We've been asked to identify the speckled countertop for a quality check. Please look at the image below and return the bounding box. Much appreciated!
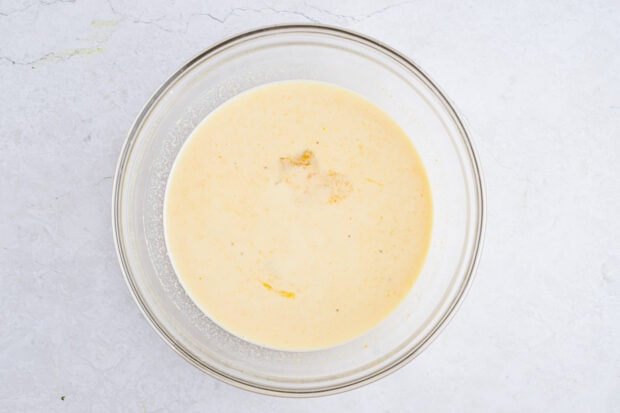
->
[1,1,619,411]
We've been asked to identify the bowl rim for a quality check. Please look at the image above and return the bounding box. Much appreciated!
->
[112,23,485,397]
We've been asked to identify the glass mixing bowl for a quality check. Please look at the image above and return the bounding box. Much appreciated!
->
[112,24,484,396]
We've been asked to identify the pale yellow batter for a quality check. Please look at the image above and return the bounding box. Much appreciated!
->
[164,81,432,350]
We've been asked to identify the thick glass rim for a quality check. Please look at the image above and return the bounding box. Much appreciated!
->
[112,24,485,397]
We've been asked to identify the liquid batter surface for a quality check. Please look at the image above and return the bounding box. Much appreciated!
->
[164,81,432,350]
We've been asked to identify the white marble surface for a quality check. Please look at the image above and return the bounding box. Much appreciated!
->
[1,0,619,411]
